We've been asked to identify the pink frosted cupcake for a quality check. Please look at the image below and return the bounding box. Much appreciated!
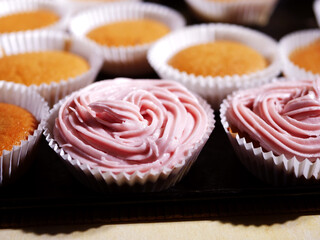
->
[44,78,214,192]
[221,78,320,185]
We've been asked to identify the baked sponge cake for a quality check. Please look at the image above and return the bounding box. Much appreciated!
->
[289,39,320,75]
[86,19,170,47]
[0,10,59,33]
[0,51,90,86]
[0,103,38,155]
[168,40,268,77]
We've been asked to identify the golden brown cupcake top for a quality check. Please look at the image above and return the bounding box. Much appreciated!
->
[0,103,38,155]
[0,51,90,86]
[0,10,59,34]
[289,39,320,74]
[168,40,267,77]
[86,19,170,47]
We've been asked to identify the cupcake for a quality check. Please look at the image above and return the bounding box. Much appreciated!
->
[148,23,281,109]
[0,81,49,186]
[0,30,103,106]
[220,78,320,185]
[0,103,38,156]
[0,0,71,33]
[44,78,214,192]
[68,2,185,76]
[185,0,279,26]
[280,29,320,81]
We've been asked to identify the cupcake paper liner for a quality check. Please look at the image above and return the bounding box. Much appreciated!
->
[0,81,49,186]
[185,0,279,26]
[0,0,71,33]
[220,85,320,186]
[314,0,320,27]
[68,2,186,76]
[43,80,215,192]
[148,23,281,110]
[279,29,320,81]
[58,0,142,14]
[0,30,103,106]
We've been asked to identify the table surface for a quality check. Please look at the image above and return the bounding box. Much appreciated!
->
[1,216,320,240]
[2,0,320,237]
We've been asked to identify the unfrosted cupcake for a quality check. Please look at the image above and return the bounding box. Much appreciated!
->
[68,2,185,76]
[280,29,320,81]
[0,81,49,186]
[148,23,281,109]
[0,0,70,33]
[185,0,279,26]
[0,103,38,156]
[220,78,320,185]
[0,30,103,106]
[44,78,214,192]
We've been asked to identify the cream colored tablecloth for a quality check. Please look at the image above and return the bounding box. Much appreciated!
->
[1,215,320,240]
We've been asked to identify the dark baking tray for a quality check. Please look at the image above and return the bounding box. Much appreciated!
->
[1,0,320,228]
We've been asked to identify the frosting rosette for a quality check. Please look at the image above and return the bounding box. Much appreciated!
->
[47,78,214,191]
[226,79,320,162]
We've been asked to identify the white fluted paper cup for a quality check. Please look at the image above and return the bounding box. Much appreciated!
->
[0,30,103,106]
[220,79,320,185]
[279,29,320,81]
[58,0,142,14]
[185,0,279,26]
[43,78,215,192]
[148,23,281,110]
[0,0,71,33]
[314,0,320,27]
[68,2,185,76]
[0,81,49,186]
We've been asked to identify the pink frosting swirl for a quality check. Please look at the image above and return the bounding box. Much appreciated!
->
[54,79,209,173]
[226,79,320,162]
